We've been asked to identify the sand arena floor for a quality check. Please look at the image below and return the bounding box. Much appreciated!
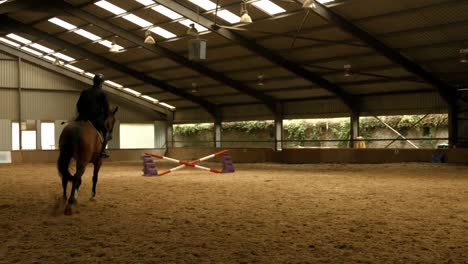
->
[0,162,467,263]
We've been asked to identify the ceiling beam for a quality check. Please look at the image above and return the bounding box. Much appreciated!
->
[0,0,55,15]
[53,1,279,114]
[0,42,168,117]
[0,15,219,117]
[309,1,458,104]
[153,0,355,111]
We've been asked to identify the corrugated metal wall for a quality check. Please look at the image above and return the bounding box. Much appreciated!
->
[0,60,18,88]
[0,120,12,150]
[284,99,350,119]
[22,90,80,120]
[0,51,15,60]
[154,121,166,148]
[0,89,19,119]
[360,92,447,116]
[108,120,120,149]
[21,61,83,91]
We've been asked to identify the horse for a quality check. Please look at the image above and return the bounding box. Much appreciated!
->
[57,107,118,215]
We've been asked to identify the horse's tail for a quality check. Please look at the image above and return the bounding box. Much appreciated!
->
[57,125,79,182]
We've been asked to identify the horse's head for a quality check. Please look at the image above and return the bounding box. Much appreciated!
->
[105,107,119,140]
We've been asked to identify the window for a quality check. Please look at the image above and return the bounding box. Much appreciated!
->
[22,131,36,150]
[41,122,55,150]
[120,123,155,149]
[12,122,37,150]
[12,122,19,150]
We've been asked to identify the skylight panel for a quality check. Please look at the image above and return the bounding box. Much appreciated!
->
[0,0,8,4]
[21,47,43,56]
[48,17,77,30]
[217,9,240,24]
[159,102,176,109]
[74,29,101,41]
[178,19,208,32]
[6,33,31,44]
[43,55,56,62]
[252,0,285,15]
[84,72,95,78]
[64,64,85,73]
[152,5,182,19]
[104,80,123,88]
[135,0,155,6]
[98,39,124,50]
[318,0,334,3]
[141,95,159,103]
[123,88,141,96]
[150,27,176,39]
[30,43,54,53]
[123,14,153,27]
[94,0,126,15]
[0,37,21,47]
[187,0,216,11]
[53,52,75,62]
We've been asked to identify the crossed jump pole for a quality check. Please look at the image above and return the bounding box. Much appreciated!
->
[144,150,229,176]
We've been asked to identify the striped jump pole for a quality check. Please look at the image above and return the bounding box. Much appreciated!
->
[144,150,229,176]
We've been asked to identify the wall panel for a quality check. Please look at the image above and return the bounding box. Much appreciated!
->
[0,89,19,119]
[0,60,18,88]
[21,61,83,91]
[0,119,12,151]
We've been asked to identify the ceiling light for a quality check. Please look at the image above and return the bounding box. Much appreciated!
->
[187,23,199,37]
[123,14,153,28]
[179,20,208,32]
[94,0,126,15]
[53,58,63,66]
[43,55,56,62]
[123,88,142,96]
[74,29,101,41]
[48,17,77,30]
[257,74,265,86]
[104,80,123,88]
[84,72,95,78]
[144,30,156,44]
[152,5,183,19]
[302,0,316,8]
[344,64,353,77]
[141,95,159,103]
[135,0,155,6]
[460,49,468,63]
[53,52,75,62]
[20,46,43,56]
[0,37,21,47]
[6,33,31,44]
[252,0,285,15]
[217,9,240,24]
[109,38,122,53]
[30,43,54,53]
[240,1,252,24]
[158,102,176,109]
[150,27,176,39]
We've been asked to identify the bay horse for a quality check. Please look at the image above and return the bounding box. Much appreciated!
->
[57,107,118,215]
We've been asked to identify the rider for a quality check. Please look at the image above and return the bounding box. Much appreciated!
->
[76,73,111,158]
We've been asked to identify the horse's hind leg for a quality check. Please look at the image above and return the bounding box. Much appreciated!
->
[65,164,85,215]
[91,159,102,199]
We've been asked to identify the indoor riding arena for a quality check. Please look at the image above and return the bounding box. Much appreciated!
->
[0,0,467,263]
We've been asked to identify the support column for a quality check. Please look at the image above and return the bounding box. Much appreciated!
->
[274,103,283,151]
[214,117,222,148]
[448,103,458,148]
[212,107,222,148]
[17,57,22,150]
[166,111,174,148]
[349,111,359,148]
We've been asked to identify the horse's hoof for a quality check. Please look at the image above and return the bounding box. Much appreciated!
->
[64,205,72,215]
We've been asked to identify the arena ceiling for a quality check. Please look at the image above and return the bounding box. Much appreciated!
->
[0,0,467,119]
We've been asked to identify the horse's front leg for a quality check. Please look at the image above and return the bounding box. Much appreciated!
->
[91,159,102,199]
[65,165,85,215]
